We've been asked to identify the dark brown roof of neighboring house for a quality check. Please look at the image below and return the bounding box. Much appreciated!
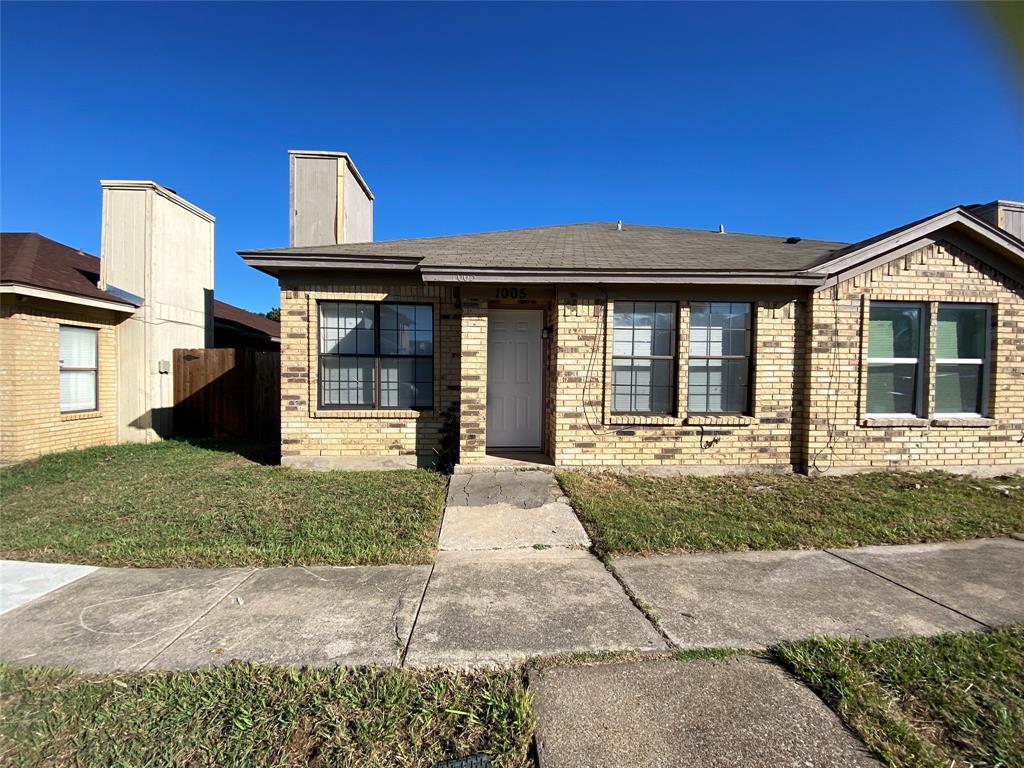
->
[241,222,848,273]
[0,232,136,305]
[212,299,280,339]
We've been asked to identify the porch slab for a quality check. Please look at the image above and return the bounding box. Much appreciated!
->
[531,657,881,768]
[830,538,1024,627]
[404,549,666,667]
[147,565,431,669]
[613,549,981,649]
[0,560,97,615]
[0,567,252,672]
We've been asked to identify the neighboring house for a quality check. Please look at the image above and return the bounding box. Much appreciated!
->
[213,300,280,349]
[242,151,1024,476]
[0,182,279,463]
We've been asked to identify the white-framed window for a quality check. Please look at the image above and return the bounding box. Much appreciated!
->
[935,304,990,417]
[59,325,98,413]
[687,302,753,415]
[866,303,925,417]
[611,301,677,415]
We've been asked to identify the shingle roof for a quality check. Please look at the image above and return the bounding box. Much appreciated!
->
[212,299,280,339]
[0,232,135,305]
[241,223,848,273]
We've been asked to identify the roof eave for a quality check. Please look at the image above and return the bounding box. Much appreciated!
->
[0,283,138,313]
[807,207,1024,290]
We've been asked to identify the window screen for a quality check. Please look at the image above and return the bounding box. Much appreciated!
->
[319,302,433,409]
[611,301,677,415]
[687,302,752,414]
[59,326,98,412]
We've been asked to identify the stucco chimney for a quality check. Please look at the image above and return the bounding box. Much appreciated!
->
[289,150,374,247]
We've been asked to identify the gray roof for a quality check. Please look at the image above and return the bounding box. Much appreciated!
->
[241,223,847,273]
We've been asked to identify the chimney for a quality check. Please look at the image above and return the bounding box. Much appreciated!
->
[99,180,215,442]
[972,199,1024,241]
[289,150,374,247]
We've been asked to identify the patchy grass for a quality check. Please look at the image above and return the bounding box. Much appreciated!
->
[0,662,535,768]
[0,440,447,568]
[774,626,1024,768]
[557,470,1024,555]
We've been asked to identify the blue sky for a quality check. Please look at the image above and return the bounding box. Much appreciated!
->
[2,2,1021,313]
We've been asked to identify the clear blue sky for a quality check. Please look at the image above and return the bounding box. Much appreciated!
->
[2,2,1021,313]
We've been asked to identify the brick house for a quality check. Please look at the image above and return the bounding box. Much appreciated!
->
[1,183,279,464]
[242,152,1024,476]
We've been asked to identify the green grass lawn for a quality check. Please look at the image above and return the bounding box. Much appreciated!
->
[557,470,1024,555]
[0,662,534,768]
[0,440,447,568]
[775,626,1024,768]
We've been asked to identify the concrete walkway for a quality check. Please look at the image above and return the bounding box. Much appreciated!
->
[612,538,1023,649]
[409,470,664,666]
[531,657,882,768]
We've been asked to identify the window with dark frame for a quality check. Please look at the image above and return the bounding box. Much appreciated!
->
[687,302,753,415]
[59,325,98,413]
[611,301,677,415]
[935,304,990,417]
[318,301,433,410]
[866,302,925,417]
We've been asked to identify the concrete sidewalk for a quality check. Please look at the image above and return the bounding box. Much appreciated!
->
[613,538,1023,649]
[1,525,1021,670]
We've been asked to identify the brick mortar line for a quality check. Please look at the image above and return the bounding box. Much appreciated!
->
[823,549,991,630]
[139,569,258,671]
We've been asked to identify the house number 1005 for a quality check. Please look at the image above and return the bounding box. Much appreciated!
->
[495,286,527,299]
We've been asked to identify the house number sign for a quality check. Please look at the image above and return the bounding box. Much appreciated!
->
[494,286,528,299]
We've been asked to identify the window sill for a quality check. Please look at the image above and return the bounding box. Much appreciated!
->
[860,417,930,428]
[608,414,679,426]
[61,410,102,422]
[685,414,755,427]
[930,417,995,428]
[314,409,433,420]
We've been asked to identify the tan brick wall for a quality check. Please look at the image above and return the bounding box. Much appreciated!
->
[806,239,1024,473]
[277,274,459,469]
[276,237,1023,474]
[550,287,805,470]
[0,297,120,463]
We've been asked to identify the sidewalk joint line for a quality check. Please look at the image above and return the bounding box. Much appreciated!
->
[400,561,436,667]
[139,569,258,671]
[823,549,991,630]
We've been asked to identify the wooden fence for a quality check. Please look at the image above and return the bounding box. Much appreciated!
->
[173,348,280,440]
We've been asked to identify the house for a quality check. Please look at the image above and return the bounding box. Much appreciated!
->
[241,151,1024,476]
[0,182,279,463]
[212,301,281,349]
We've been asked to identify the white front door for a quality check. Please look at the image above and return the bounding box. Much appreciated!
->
[487,309,543,449]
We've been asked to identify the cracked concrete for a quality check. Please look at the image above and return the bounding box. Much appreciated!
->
[613,548,986,649]
[404,548,666,667]
[440,470,590,551]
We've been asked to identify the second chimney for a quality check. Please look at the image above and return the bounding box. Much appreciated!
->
[289,150,374,247]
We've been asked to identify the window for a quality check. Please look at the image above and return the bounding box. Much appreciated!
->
[935,304,990,417]
[866,303,925,416]
[319,301,433,410]
[687,302,752,414]
[59,326,98,412]
[611,301,677,414]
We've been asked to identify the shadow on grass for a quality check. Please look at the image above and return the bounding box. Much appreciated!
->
[171,437,281,466]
